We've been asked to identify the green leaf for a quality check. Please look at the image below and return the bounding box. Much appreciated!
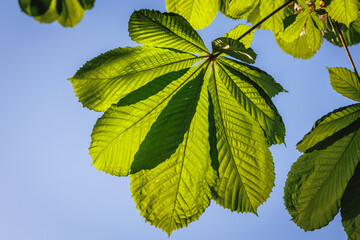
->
[216,59,285,145]
[328,67,360,102]
[90,68,192,176]
[166,0,219,29]
[209,64,275,213]
[305,12,325,51]
[285,120,360,230]
[326,0,358,26]
[69,46,201,111]
[297,104,360,152]
[223,24,255,49]
[259,0,293,33]
[212,37,257,64]
[131,68,206,173]
[217,57,286,98]
[341,162,360,240]
[129,9,209,54]
[130,65,217,235]
[275,33,319,59]
[325,15,360,47]
[19,0,94,27]
[219,0,260,20]
[281,11,310,43]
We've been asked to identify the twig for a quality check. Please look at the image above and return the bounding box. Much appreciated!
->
[334,21,360,82]
[236,0,294,41]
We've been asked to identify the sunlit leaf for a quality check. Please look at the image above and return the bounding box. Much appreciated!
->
[70,9,286,235]
[326,0,358,26]
[297,104,360,152]
[166,0,219,29]
[216,58,285,145]
[223,24,255,49]
[328,67,360,102]
[129,9,208,54]
[259,0,293,33]
[209,64,275,213]
[90,68,191,176]
[130,66,217,235]
[219,0,259,20]
[285,122,360,230]
[69,47,200,111]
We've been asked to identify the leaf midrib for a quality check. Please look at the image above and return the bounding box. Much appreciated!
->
[168,61,210,234]
[212,63,256,213]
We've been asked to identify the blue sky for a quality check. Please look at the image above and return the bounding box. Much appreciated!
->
[1,1,358,239]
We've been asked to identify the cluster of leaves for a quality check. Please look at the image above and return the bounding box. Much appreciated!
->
[19,0,95,27]
[284,68,360,239]
[167,0,360,59]
[20,0,360,238]
[69,9,286,235]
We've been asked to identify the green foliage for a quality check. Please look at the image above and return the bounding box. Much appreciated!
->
[325,13,360,47]
[70,9,286,235]
[19,0,94,27]
[285,67,360,232]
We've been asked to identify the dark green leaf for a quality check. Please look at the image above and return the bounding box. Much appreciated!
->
[329,67,360,102]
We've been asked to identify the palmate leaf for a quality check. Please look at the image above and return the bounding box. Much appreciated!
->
[166,0,219,29]
[286,65,360,236]
[277,10,324,59]
[70,9,286,235]
[341,162,360,240]
[19,0,94,27]
[328,67,360,102]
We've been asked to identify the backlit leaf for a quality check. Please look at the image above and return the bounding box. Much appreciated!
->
[223,24,255,49]
[130,66,217,235]
[326,0,358,26]
[166,0,219,29]
[328,67,360,102]
[69,47,200,111]
[297,104,360,152]
[285,118,360,230]
[209,64,275,213]
[129,9,208,54]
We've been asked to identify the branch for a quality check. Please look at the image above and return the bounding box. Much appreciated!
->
[334,21,360,83]
[236,0,294,41]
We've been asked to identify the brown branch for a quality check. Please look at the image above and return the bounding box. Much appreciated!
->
[334,21,360,82]
[236,0,294,41]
